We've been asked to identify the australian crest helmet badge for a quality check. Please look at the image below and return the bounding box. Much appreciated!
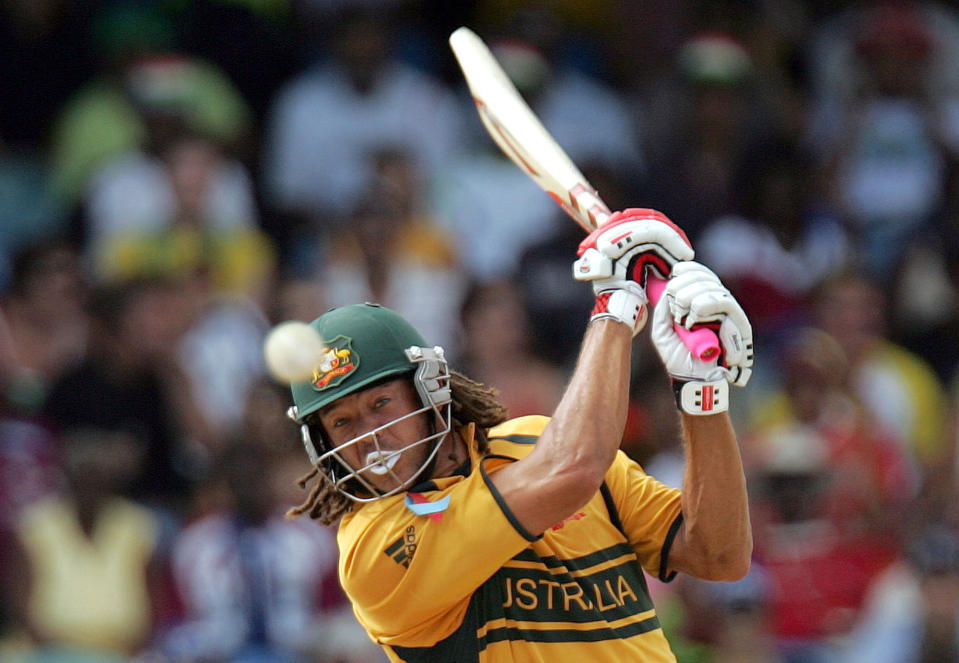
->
[311,336,359,390]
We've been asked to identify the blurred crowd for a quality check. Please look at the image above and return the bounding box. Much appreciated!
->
[2,0,959,662]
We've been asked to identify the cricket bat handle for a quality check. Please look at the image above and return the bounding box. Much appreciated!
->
[592,209,720,361]
[646,275,721,361]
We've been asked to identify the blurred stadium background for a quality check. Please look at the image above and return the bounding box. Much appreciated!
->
[2,1,959,662]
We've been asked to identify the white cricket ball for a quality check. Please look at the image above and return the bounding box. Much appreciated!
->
[262,321,327,384]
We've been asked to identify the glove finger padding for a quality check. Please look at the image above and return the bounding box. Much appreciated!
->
[653,262,753,387]
[577,210,696,285]
[596,219,694,266]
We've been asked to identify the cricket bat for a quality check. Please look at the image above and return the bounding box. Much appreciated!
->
[448,26,720,360]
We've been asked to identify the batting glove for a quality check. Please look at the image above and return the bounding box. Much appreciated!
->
[651,261,753,414]
[574,208,695,335]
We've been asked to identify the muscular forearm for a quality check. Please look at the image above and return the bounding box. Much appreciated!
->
[490,319,633,534]
[673,412,752,581]
[543,319,632,478]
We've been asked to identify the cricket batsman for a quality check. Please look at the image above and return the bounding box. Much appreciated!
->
[284,210,754,661]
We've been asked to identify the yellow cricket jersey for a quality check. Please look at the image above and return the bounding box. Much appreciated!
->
[337,415,684,662]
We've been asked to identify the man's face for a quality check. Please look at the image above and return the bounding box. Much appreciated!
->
[815,278,884,361]
[316,378,432,493]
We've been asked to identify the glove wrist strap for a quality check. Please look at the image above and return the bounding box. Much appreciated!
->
[590,288,647,336]
[672,378,728,415]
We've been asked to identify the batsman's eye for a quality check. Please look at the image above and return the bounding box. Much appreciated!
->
[374,397,390,409]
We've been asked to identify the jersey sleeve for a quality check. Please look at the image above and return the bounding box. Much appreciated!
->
[337,463,534,647]
[603,450,683,581]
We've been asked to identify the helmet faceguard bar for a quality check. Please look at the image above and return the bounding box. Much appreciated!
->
[320,404,450,501]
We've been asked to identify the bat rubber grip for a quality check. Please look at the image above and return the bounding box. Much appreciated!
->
[646,275,721,361]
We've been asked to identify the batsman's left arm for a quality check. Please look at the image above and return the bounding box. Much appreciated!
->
[648,261,754,581]
[668,412,751,581]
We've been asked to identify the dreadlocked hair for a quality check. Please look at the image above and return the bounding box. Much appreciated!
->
[285,464,352,525]
[286,370,509,526]
[446,370,508,452]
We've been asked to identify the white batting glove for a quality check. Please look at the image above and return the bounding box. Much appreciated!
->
[574,208,695,336]
[585,281,649,335]
[651,262,753,414]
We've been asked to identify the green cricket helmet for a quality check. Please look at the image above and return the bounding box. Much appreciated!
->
[287,303,452,501]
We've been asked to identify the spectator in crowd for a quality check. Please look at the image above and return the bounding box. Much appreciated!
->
[745,327,915,662]
[887,168,959,387]
[747,326,918,528]
[2,426,168,662]
[806,1,959,280]
[321,148,466,355]
[159,437,380,663]
[84,128,275,304]
[50,2,252,207]
[0,240,88,412]
[641,31,777,241]
[812,269,949,477]
[81,123,277,455]
[454,279,566,418]
[78,109,280,458]
[841,525,959,663]
[41,277,202,515]
[262,6,464,268]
